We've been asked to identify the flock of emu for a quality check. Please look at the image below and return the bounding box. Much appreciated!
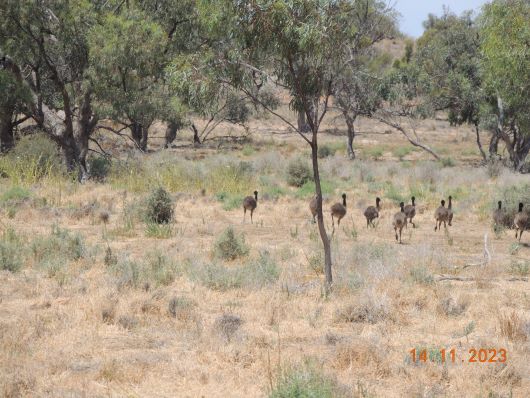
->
[242,191,529,244]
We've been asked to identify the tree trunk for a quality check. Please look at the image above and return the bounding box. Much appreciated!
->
[344,112,356,160]
[310,133,332,289]
[75,89,98,181]
[0,105,15,153]
[297,110,309,133]
[474,122,487,162]
[489,132,499,158]
[131,121,148,151]
[164,121,179,148]
[192,123,201,145]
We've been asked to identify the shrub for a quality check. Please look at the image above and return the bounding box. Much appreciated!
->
[168,296,198,321]
[111,251,182,290]
[214,227,249,260]
[193,251,279,291]
[334,290,391,324]
[88,156,111,182]
[409,266,434,285]
[509,260,529,277]
[145,187,173,224]
[440,157,455,167]
[317,144,336,158]
[0,186,31,205]
[194,263,243,290]
[214,314,243,342]
[0,228,23,272]
[286,158,313,187]
[0,134,62,185]
[392,146,412,160]
[486,158,503,178]
[270,360,349,398]
[240,250,279,288]
[31,225,85,265]
[365,146,384,160]
[438,295,469,317]
[216,192,244,210]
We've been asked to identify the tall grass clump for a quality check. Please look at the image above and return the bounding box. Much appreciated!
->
[30,225,86,280]
[317,144,336,158]
[286,158,313,187]
[0,228,24,272]
[111,251,182,289]
[270,360,349,398]
[0,134,63,185]
[214,227,249,260]
[193,251,279,291]
[392,146,413,160]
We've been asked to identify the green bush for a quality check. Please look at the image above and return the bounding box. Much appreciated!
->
[392,146,412,160]
[365,146,385,160]
[317,144,336,158]
[145,187,173,224]
[0,134,62,185]
[409,266,434,285]
[194,251,279,291]
[270,360,349,398]
[440,157,455,167]
[88,156,112,181]
[111,251,181,289]
[286,158,313,187]
[214,227,249,260]
[0,228,23,272]
[216,192,244,210]
[31,225,85,265]
[0,186,31,205]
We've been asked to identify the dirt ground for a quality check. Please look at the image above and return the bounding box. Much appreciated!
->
[1,111,529,397]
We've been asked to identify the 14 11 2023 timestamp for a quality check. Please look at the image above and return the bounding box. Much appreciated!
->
[410,348,507,364]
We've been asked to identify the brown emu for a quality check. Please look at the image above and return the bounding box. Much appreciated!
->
[331,193,347,229]
[364,197,381,228]
[243,191,258,223]
[393,202,407,243]
[434,199,449,231]
[404,196,416,228]
[514,202,528,241]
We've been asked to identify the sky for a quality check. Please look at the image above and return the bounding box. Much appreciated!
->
[394,0,489,37]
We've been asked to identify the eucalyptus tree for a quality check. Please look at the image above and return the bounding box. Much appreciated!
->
[332,0,397,159]
[0,68,31,152]
[0,0,99,178]
[181,0,395,287]
[480,0,530,171]
[413,11,488,160]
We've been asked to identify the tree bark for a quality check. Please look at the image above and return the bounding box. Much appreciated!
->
[0,104,15,153]
[474,122,487,162]
[75,89,98,180]
[297,110,310,133]
[192,123,201,145]
[164,121,179,148]
[131,121,148,151]
[310,134,332,289]
[344,112,356,160]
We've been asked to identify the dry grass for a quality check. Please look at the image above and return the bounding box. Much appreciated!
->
[0,115,529,397]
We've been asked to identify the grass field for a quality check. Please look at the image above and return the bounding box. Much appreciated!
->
[0,113,529,397]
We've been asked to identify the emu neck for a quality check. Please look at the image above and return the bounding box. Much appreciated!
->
[342,197,346,207]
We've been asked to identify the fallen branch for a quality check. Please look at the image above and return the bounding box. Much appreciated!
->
[434,275,528,282]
